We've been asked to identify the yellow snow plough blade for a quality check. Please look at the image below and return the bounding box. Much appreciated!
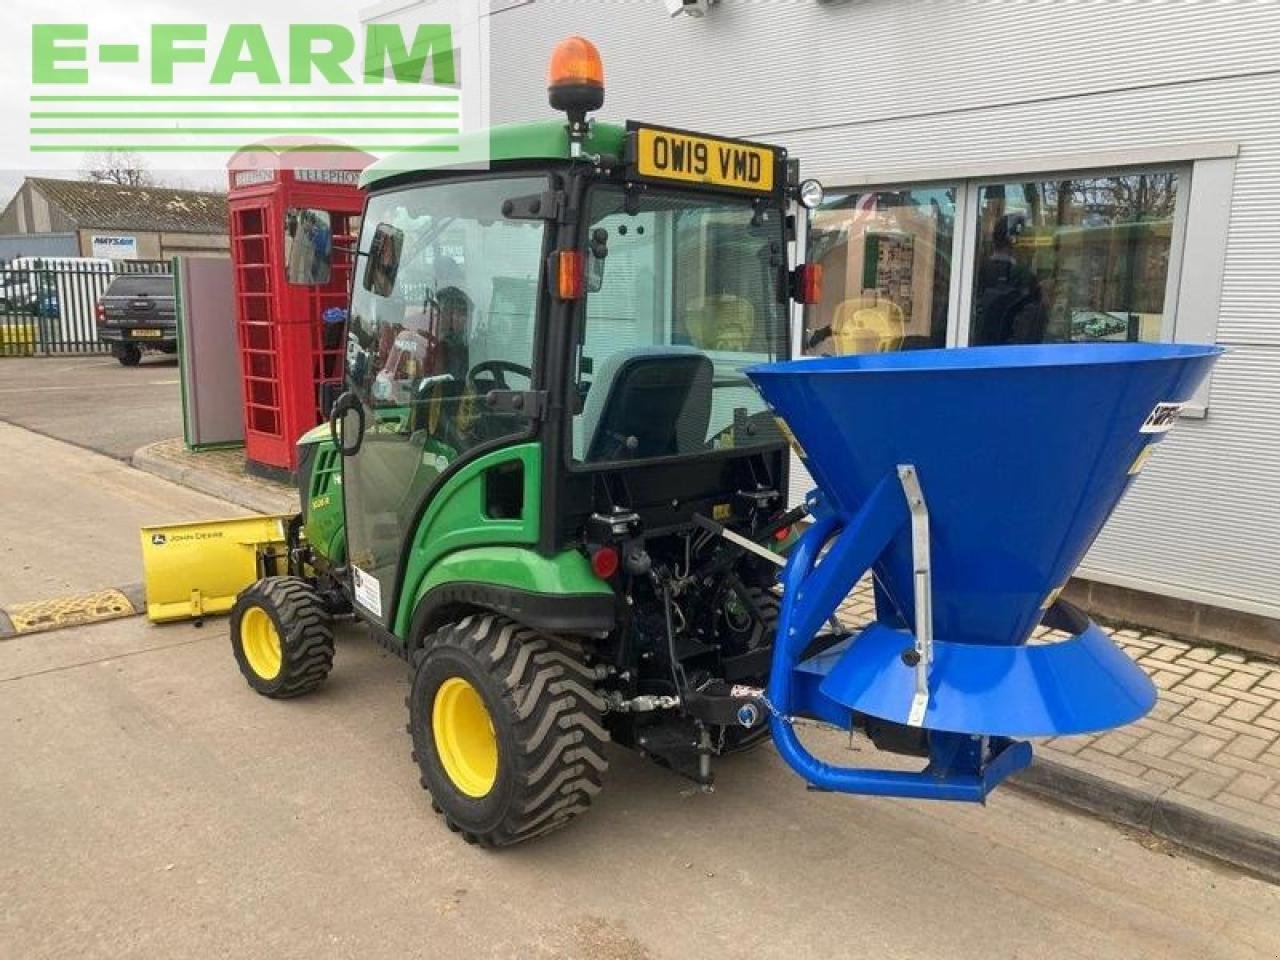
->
[139,515,294,623]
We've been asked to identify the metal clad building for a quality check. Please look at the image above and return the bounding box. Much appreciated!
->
[0,179,229,260]
[486,0,1280,627]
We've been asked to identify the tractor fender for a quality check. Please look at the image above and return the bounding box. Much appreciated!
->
[406,547,615,649]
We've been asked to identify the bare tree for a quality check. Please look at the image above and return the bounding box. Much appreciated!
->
[80,151,155,187]
[156,171,228,194]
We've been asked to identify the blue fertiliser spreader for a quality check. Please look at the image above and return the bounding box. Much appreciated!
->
[746,343,1221,803]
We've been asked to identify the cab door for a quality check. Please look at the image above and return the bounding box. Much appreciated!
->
[337,175,548,627]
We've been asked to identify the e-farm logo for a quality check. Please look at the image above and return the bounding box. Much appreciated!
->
[33,23,457,85]
[16,3,487,168]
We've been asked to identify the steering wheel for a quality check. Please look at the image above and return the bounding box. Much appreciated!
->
[467,359,533,393]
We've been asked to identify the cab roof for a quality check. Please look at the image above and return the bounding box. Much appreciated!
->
[360,120,628,190]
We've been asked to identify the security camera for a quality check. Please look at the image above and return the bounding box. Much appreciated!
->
[664,0,717,18]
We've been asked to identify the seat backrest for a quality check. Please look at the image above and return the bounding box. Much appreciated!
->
[832,296,905,353]
[579,346,714,462]
[684,294,757,351]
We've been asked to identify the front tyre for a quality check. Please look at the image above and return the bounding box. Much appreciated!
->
[230,576,335,698]
[409,614,609,847]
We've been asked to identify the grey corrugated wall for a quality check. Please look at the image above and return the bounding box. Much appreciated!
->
[489,0,1280,618]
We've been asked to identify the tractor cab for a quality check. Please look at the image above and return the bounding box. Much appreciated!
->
[322,118,808,633]
[190,33,834,847]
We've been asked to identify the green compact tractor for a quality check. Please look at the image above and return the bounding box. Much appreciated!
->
[225,37,829,847]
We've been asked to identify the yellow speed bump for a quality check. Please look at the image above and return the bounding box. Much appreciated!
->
[2,588,137,637]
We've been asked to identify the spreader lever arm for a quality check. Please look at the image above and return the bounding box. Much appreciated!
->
[691,514,786,568]
[896,465,934,727]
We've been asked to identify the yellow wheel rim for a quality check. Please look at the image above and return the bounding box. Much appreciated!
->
[241,606,282,680]
[432,676,498,798]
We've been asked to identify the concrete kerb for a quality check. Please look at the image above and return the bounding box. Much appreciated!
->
[131,443,297,516]
[1014,751,1280,884]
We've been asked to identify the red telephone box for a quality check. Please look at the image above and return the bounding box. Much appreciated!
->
[227,142,373,476]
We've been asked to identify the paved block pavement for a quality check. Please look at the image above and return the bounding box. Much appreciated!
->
[1044,630,1280,828]
[838,580,1280,857]
[7,426,1277,958]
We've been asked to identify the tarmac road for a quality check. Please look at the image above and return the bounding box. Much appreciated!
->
[0,354,182,460]
[2,424,1279,960]
[0,423,246,607]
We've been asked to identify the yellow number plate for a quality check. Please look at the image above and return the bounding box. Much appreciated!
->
[132,329,163,338]
[632,124,776,194]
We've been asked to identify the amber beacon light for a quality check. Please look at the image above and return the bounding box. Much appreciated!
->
[547,36,605,153]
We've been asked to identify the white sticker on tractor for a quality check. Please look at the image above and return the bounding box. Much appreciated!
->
[353,566,382,617]
[1140,402,1185,434]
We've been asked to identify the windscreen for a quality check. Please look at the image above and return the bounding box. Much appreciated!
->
[345,176,546,417]
[572,186,788,464]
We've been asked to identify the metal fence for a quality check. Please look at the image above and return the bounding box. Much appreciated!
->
[0,258,172,357]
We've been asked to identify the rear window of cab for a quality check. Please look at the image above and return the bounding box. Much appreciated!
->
[105,275,173,297]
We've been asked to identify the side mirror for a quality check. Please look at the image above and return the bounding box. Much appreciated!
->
[363,224,404,298]
[285,208,333,286]
[328,391,365,457]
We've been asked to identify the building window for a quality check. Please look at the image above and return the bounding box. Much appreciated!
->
[970,172,1180,345]
[804,186,956,355]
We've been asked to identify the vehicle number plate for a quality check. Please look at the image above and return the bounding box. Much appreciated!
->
[630,123,777,194]
[132,329,163,338]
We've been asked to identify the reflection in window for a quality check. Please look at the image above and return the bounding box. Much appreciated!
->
[805,187,955,355]
[573,187,787,464]
[971,173,1178,345]
[345,176,545,456]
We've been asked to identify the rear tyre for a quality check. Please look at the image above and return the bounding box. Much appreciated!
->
[114,344,142,367]
[230,576,335,698]
[409,614,609,847]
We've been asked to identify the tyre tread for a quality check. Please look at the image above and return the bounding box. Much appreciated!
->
[411,615,608,847]
[232,576,335,698]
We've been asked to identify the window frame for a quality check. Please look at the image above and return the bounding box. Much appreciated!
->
[346,170,552,416]
[802,179,963,355]
[810,156,1227,407]
[954,163,1192,349]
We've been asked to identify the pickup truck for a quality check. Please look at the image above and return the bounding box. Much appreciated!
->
[95,273,176,366]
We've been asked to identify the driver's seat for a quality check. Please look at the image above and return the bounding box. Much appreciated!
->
[579,346,713,461]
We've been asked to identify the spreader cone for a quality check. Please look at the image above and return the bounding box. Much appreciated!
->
[750,344,1219,736]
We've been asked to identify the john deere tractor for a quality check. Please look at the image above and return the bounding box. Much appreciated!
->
[225,36,829,847]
